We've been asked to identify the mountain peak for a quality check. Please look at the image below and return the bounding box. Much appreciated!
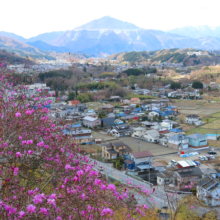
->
[74,16,141,30]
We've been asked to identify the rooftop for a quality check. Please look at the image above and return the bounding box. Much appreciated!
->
[132,150,153,159]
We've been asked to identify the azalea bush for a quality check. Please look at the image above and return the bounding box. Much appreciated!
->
[0,69,154,219]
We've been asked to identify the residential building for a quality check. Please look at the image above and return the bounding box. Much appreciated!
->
[101,117,115,128]
[174,167,203,189]
[185,114,202,125]
[186,133,208,148]
[132,127,146,138]
[69,129,93,144]
[130,98,140,105]
[130,150,153,164]
[101,104,114,112]
[143,130,159,143]
[168,134,189,150]
[68,100,80,106]
[197,176,220,206]
[160,119,179,130]
[82,116,101,128]
[102,142,132,159]
[110,124,133,137]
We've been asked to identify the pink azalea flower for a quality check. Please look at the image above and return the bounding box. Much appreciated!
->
[16,152,22,158]
[15,112,21,117]
[26,204,36,214]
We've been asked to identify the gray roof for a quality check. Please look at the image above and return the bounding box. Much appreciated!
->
[169,134,189,141]
[186,114,199,118]
[186,133,207,139]
[176,167,203,177]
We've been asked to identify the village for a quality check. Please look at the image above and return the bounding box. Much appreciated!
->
[9,81,220,209]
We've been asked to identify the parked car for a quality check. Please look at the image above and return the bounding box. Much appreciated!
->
[199,156,205,161]
[171,160,177,166]
[206,155,211,160]
[208,151,217,155]
[210,155,215,160]
[193,160,201,166]
[203,156,208,161]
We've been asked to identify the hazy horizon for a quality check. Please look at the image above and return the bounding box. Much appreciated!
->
[1,0,220,38]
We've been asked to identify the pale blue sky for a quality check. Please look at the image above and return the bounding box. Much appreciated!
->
[1,0,220,38]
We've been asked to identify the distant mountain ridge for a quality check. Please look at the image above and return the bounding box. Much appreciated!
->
[75,16,141,30]
[3,17,220,55]
[168,25,220,39]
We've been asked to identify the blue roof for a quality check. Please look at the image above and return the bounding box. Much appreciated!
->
[169,128,183,133]
[62,129,68,135]
[116,113,127,117]
[68,124,81,128]
[135,107,141,111]
[206,134,220,137]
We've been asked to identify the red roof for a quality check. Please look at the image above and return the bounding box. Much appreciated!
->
[70,100,80,105]
[159,130,169,134]
[130,98,140,101]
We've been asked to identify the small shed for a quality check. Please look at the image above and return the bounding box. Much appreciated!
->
[206,133,219,140]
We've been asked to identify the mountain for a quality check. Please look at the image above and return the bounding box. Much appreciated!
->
[51,16,220,55]
[0,36,55,60]
[168,25,220,39]
[26,40,69,53]
[0,31,27,42]
[28,31,66,44]
[75,16,140,30]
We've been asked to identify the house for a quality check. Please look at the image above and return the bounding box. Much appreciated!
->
[185,114,202,125]
[132,127,146,138]
[68,100,80,106]
[160,119,179,130]
[122,99,130,105]
[157,172,172,185]
[110,123,134,137]
[130,98,140,105]
[101,104,114,113]
[148,111,159,120]
[101,117,115,128]
[102,142,132,159]
[169,128,185,135]
[82,116,101,128]
[69,129,93,144]
[129,151,153,170]
[168,134,189,150]
[143,130,159,143]
[62,123,82,135]
[186,133,208,148]
[197,176,220,206]
[152,162,166,172]
[174,167,203,189]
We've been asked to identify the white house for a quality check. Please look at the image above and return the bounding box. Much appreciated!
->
[160,119,179,130]
[132,127,146,138]
[129,150,153,166]
[185,114,202,125]
[168,134,189,150]
[143,130,159,143]
[82,116,101,128]
[148,111,159,119]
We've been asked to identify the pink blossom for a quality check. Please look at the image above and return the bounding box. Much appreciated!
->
[15,112,21,117]
[13,167,19,176]
[18,210,25,218]
[28,150,33,155]
[19,136,23,140]
[26,204,36,214]
[16,152,22,158]
[39,207,48,215]
[101,208,114,216]
[108,184,116,191]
